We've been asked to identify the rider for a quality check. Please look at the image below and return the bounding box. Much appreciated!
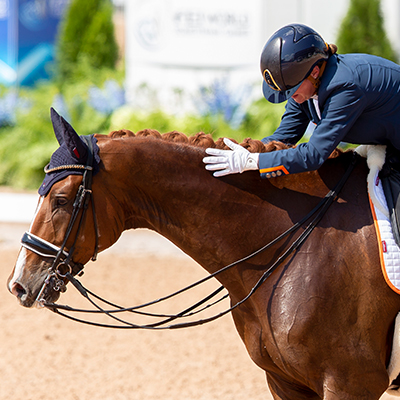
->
[202,23,400,179]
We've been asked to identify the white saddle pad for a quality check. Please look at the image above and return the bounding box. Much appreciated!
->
[370,171,400,294]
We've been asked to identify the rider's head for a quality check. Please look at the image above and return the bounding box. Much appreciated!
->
[260,24,332,104]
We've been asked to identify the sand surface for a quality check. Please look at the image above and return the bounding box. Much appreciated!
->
[0,222,397,400]
[0,223,270,400]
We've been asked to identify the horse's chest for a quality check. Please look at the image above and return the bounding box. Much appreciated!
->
[232,307,282,373]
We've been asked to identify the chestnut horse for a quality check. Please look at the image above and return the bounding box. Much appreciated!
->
[7,109,400,399]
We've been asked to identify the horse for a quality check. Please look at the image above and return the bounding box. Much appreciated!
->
[7,108,400,399]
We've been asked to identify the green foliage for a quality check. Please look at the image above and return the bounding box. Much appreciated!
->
[0,0,288,192]
[0,78,283,190]
[56,0,119,83]
[336,0,397,62]
[0,84,59,189]
[241,98,285,141]
[110,100,285,144]
[0,64,122,190]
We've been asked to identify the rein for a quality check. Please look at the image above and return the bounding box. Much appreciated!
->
[26,151,360,329]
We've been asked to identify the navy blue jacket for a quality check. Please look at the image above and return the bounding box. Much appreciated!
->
[259,53,400,178]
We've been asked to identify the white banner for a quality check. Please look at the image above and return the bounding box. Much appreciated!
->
[128,0,262,68]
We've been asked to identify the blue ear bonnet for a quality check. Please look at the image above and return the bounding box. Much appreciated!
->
[38,108,101,196]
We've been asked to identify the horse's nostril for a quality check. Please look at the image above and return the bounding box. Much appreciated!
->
[11,282,26,299]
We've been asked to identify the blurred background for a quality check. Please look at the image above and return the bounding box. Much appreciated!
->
[1,3,400,399]
[0,0,398,191]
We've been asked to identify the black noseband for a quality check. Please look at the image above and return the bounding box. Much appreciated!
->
[21,232,84,276]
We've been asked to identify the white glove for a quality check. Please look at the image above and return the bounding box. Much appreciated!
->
[203,138,259,177]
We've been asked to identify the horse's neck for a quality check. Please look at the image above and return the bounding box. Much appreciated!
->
[98,137,355,277]
[117,139,209,226]
[99,138,271,269]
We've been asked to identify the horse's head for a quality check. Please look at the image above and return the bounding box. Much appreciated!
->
[7,108,101,307]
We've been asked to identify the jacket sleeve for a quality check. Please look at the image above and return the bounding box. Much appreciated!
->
[258,82,366,178]
[261,99,311,145]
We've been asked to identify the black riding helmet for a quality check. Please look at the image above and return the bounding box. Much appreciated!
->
[260,24,329,103]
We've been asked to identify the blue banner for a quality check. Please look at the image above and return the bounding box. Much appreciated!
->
[0,0,69,86]
[0,0,18,85]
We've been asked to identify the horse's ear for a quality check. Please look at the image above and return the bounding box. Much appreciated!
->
[50,107,88,160]
[60,115,88,160]
[50,107,65,146]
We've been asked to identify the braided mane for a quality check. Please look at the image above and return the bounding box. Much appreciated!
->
[107,128,343,158]
[107,128,283,153]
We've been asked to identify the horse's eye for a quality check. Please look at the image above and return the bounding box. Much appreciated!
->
[55,196,68,207]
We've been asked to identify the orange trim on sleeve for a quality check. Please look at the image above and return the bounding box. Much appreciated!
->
[368,195,400,295]
[260,165,289,175]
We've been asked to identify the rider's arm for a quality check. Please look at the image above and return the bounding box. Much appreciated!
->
[258,83,366,178]
[261,99,312,145]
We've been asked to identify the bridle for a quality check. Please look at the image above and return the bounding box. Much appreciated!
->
[21,147,360,329]
[20,135,99,303]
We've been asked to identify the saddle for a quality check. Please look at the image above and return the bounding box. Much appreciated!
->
[379,145,400,248]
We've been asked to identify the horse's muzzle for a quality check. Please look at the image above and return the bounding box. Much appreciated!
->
[9,276,63,308]
[9,280,38,308]
[10,281,29,303]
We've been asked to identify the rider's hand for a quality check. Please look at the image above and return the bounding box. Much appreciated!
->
[203,138,259,177]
